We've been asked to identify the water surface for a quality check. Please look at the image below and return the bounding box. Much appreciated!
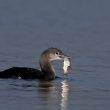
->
[0,0,110,110]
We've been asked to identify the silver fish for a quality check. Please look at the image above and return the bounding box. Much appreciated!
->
[63,57,71,74]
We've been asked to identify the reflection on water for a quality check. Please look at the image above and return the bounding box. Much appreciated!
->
[37,80,69,110]
[38,81,53,88]
[61,80,69,110]
[0,79,70,110]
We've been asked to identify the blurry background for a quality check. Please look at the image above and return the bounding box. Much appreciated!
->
[0,0,110,110]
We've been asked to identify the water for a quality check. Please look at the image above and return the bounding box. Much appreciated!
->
[0,0,110,110]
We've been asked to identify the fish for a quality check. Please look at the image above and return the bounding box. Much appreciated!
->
[63,57,71,74]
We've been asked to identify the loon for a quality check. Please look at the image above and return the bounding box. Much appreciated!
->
[0,47,70,80]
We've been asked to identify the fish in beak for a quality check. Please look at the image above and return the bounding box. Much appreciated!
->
[63,56,71,74]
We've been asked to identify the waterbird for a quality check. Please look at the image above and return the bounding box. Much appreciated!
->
[0,47,70,80]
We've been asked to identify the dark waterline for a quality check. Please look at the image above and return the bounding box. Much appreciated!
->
[0,0,110,110]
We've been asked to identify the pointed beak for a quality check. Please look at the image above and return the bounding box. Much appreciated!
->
[59,54,70,60]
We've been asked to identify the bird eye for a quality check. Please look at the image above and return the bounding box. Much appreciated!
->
[55,52,59,55]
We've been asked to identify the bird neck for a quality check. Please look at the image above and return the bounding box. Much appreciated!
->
[39,54,55,80]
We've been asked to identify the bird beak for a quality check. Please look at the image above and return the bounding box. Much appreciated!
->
[59,54,70,60]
